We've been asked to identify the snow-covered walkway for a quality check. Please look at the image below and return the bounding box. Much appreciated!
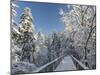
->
[54,56,76,71]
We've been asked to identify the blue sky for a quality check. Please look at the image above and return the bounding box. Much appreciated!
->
[14,1,69,35]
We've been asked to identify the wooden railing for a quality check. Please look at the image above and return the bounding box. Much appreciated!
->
[33,55,88,73]
[33,55,64,73]
[71,55,89,70]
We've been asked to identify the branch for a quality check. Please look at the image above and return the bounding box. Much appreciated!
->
[84,11,96,59]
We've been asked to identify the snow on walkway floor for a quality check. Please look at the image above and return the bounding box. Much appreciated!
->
[54,56,76,71]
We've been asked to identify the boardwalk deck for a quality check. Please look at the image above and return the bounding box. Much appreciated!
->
[54,56,76,71]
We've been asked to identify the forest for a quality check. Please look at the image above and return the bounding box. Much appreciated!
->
[11,1,96,75]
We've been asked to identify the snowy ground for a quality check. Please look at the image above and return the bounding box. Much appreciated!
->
[54,56,76,71]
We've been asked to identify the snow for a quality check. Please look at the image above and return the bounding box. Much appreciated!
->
[12,3,19,8]
[54,56,76,71]
[11,4,96,74]
[59,8,64,15]
[12,27,20,34]
[33,44,48,67]
[11,61,37,75]
[12,3,19,17]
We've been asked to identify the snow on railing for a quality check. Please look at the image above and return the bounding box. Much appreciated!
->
[71,55,89,70]
[33,55,64,73]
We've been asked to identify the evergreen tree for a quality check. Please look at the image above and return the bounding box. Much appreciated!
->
[18,7,35,63]
[11,0,20,63]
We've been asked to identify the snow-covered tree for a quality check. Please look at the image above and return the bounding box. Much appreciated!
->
[33,32,49,67]
[59,5,96,68]
[69,5,96,68]
[36,32,45,44]
[11,0,19,36]
[18,7,36,63]
[19,7,35,33]
[11,0,19,28]
[11,0,21,63]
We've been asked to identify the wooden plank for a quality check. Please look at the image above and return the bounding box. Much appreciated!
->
[55,56,76,71]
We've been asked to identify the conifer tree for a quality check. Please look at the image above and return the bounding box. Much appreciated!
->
[18,7,35,63]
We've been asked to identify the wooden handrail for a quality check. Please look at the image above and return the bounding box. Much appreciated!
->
[71,55,89,69]
[33,55,64,72]
[33,55,88,73]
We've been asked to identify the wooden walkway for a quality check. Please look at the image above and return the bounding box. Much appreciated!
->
[32,55,88,73]
[54,56,76,71]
